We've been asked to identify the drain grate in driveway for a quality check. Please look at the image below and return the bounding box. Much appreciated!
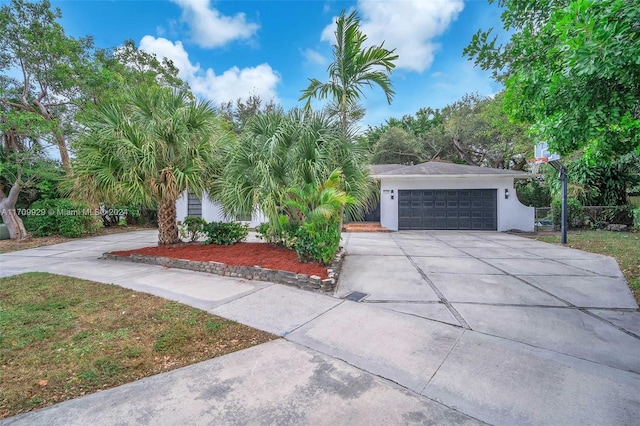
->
[344,291,369,302]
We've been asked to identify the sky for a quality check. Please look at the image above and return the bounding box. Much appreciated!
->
[44,0,505,130]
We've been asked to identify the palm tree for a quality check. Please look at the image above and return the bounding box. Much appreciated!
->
[300,10,398,129]
[70,86,225,245]
[211,108,374,225]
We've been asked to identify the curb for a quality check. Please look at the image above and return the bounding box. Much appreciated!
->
[100,249,346,294]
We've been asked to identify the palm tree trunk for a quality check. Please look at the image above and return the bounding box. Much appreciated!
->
[157,196,179,245]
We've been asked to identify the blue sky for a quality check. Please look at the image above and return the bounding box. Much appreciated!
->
[47,0,504,130]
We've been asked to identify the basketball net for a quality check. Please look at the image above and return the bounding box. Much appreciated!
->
[528,157,549,175]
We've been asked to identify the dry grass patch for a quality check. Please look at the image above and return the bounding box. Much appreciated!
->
[530,230,640,304]
[0,272,276,419]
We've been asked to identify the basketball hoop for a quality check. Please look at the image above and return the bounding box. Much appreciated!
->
[528,157,549,174]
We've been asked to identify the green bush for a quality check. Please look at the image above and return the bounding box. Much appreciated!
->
[202,221,248,245]
[633,207,640,230]
[294,220,341,265]
[179,217,207,242]
[515,178,552,207]
[256,216,299,249]
[22,199,97,237]
[551,198,586,230]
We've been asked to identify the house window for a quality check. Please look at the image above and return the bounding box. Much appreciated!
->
[235,212,252,222]
[187,192,202,218]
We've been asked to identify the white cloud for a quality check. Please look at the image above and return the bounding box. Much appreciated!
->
[139,36,280,104]
[321,0,464,73]
[170,0,259,48]
[301,48,328,66]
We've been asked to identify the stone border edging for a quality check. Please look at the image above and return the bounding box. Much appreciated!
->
[100,249,345,293]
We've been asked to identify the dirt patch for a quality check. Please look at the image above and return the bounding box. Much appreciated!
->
[112,242,329,279]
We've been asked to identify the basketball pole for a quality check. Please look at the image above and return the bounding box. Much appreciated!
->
[560,165,568,245]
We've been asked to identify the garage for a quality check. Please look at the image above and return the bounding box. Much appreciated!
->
[398,189,497,230]
[370,161,534,232]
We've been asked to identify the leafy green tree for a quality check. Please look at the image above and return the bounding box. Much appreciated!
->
[0,0,94,172]
[213,108,374,225]
[442,92,531,168]
[465,0,640,159]
[300,10,398,129]
[0,104,60,239]
[82,40,188,109]
[69,86,225,245]
[370,127,422,165]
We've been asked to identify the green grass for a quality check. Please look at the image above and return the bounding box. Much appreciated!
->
[0,272,276,419]
[532,230,640,303]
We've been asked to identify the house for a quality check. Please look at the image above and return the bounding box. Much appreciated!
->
[369,162,534,232]
[176,161,534,232]
[175,192,266,228]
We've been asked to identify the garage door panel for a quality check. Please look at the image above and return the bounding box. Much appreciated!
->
[398,189,497,230]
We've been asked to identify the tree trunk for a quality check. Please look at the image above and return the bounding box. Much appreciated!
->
[0,181,28,240]
[55,132,72,174]
[157,196,179,245]
[1,207,28,240]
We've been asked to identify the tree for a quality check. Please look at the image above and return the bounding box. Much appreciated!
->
[218,94,280,133]
[465,0,640,159]
[0,0,94,173]
[212,109,375,224]
[442,93,531,168]
[370,127,422,165]
[69,86,225,245]
[299,10,398,129]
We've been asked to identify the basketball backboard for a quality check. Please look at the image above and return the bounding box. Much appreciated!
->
[534,142,561,162]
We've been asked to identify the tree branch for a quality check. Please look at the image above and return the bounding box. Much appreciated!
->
[20,58,30,108]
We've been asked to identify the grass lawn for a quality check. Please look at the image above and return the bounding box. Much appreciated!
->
[531,230,640,303]
[0,272,276,419]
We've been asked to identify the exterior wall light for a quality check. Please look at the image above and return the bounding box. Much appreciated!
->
[505,189,509,199]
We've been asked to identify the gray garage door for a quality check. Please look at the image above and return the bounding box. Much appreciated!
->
[398,189,497,230]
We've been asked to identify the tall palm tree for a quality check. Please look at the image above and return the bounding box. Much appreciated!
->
[70,86,225,245]
[300,10,398,129]
[211,108,374,225]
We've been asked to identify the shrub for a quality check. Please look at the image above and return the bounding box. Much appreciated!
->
[22,198,98,237]
[294,220,341,265]
[179,217,207,242]
[515,178,552,207]
[256,216,299,249]
[202,221,248,245]
[633,207,640,230]
[551,198,586,230]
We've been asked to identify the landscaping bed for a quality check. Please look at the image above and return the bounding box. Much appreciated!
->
[107,242,344,293]
[0,272,276,419]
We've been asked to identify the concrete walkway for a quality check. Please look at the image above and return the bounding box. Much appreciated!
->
[1,230,639,425]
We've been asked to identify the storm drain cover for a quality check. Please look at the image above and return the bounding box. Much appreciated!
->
[344,292,368,302]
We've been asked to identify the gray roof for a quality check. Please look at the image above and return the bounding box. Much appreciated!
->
[372,161,529,177]
[369,164,406,175]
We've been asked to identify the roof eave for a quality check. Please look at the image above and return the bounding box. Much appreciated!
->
[372,173,531,179]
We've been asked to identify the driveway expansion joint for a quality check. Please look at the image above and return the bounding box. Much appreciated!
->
[390,233,471,330]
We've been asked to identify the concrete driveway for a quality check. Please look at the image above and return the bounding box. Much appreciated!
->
[1,230,640,425]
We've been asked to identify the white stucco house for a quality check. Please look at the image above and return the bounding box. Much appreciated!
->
[370,162,533,232]
[176,161,534,232]
[175,192,266,229]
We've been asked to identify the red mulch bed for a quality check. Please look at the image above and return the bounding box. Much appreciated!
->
[111,242,328,279]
